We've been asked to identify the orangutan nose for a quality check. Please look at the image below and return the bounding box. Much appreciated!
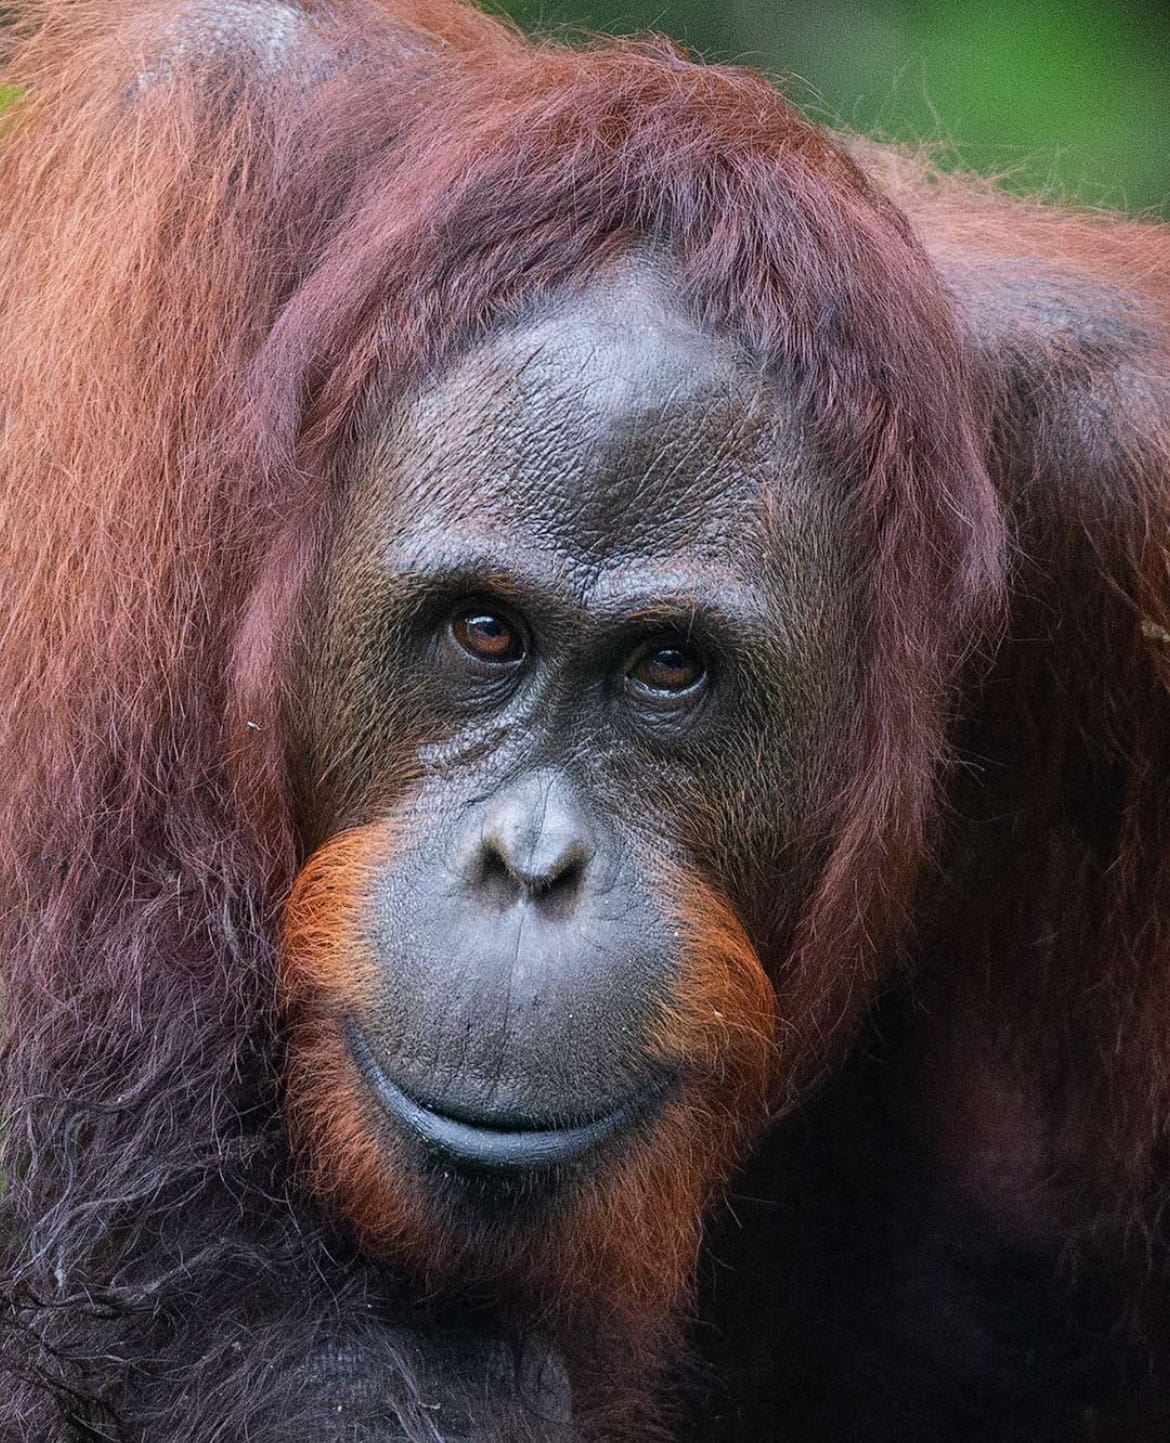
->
[468,771,596,911]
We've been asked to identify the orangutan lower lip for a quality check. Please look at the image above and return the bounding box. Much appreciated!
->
[344,1019,664,1171]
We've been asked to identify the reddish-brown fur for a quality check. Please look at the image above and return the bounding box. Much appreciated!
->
[281,823,389,1011]
[2,1,1168,1439]
[282,839,776,1329]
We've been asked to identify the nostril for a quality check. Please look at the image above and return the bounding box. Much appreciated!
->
[475,834,590,914]
[517,833,590,894]
[541,855,582,891]
[528,852,588,922]
[477,843,522,912]
[468,773,597,913]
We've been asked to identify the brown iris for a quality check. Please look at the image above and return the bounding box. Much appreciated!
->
[629,642,704,694]
[451,609,524,664]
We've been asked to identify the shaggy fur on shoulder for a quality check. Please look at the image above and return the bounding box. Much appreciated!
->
[1,2,1168,1440]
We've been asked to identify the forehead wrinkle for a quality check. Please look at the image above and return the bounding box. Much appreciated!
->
[370,378,777,584]
[355,358,571,541]
[384,385,749,545]
[348,275,800,581]
[546,401,775,568]
[630,386,771,506]
[587,563,772,624]
[378,520,772,633]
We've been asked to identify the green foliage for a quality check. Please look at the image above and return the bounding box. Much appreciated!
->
[493,0,1169,214]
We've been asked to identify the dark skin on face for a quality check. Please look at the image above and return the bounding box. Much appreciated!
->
[298,259,858,1188]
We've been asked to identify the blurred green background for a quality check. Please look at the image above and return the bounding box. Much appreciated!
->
[494,0,1170,215]
[1,3,1166,214]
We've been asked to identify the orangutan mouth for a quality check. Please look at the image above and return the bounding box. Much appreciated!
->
[344,1018,667,1171]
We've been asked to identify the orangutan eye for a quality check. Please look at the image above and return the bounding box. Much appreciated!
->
[627,640,706,698]
[450,608,525,665]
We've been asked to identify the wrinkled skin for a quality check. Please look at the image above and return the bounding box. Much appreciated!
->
[8,7,1166,1439]
[295,262,855,1165]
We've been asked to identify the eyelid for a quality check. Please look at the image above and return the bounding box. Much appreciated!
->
[624,636,709,710]
[446,598,529,662]
[626,632,699,664]
[452,608,525,663]
[387,548,768,639]
[589,572,771,634]
[643,644,702,674]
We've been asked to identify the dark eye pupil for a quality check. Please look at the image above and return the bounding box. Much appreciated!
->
[452,611,521,663]
[634,644,702,693]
